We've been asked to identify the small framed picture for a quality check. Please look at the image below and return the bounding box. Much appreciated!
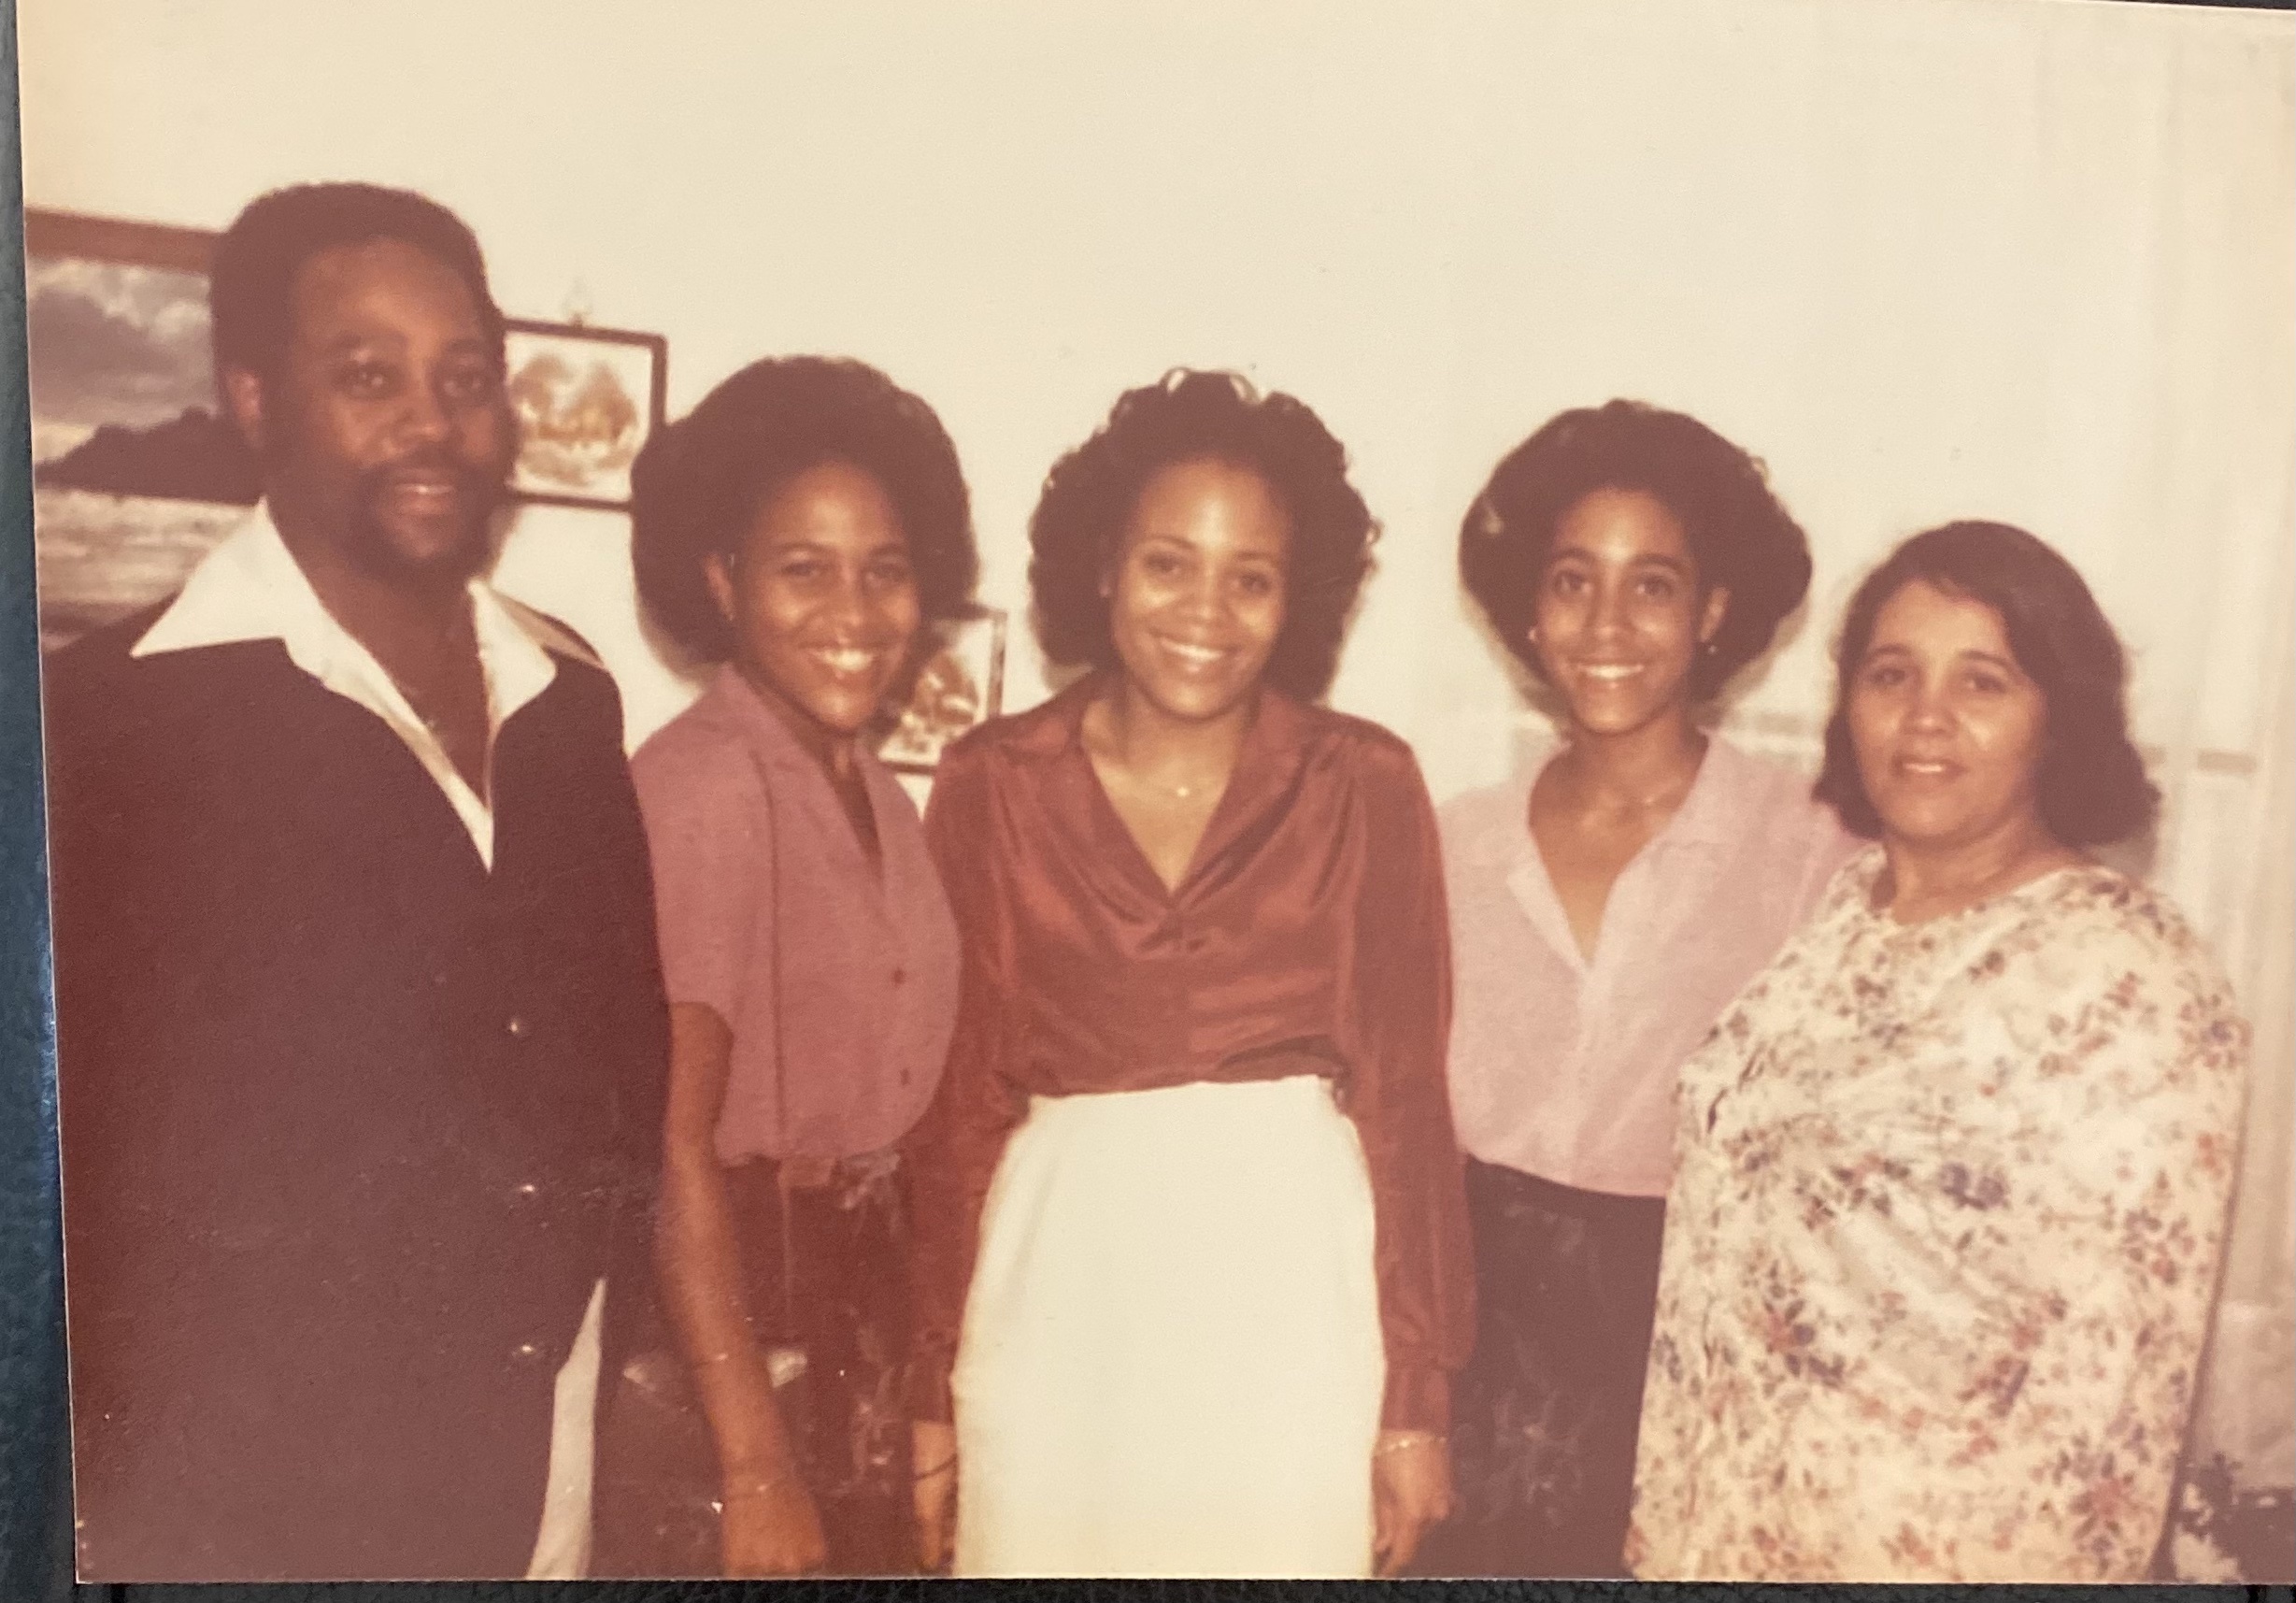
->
[879,607,1007,775]
[502,319,667,511]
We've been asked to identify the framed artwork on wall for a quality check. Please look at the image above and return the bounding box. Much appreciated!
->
[22,208,251,652]
[878,606,1007,776]
[502,319,667,512]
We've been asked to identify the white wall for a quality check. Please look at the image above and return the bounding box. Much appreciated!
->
[21,0,2296,1518]
[21,1,2289,772]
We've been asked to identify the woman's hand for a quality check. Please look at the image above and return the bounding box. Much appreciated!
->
[719,1465,826,1577]
[1371,1429,1452,1576]
[912,1418,959,1572]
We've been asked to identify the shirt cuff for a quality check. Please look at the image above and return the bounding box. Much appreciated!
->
[905,1353,955,1423]
[1380,1362,1450,1433]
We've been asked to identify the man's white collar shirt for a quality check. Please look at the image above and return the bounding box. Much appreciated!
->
[132,500,597,871]
[129,501,610,1578]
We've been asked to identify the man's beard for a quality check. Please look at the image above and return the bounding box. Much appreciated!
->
[339,450,506,592]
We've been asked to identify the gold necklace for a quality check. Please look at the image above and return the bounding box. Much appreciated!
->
[1148,767,1226,803]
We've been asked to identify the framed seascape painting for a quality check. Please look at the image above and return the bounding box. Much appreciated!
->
[503,319,667,511]
[23,209,254,654]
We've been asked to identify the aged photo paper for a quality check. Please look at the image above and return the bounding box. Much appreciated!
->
[17,0,2293,1583]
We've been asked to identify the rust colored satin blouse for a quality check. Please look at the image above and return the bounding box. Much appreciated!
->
[903,676,1475,1431]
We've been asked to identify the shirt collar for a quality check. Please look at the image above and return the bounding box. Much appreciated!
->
[1489,724,1760,866]
[708,662,844,776]
[1665,733,1762,849]
[1017,669,1315,902]
[130,501,597,711]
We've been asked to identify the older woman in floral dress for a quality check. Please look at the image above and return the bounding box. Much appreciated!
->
[1627,521,2248,1582]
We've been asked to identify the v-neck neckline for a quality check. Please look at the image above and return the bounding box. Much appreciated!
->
[720,666,894,905]
[1057,676,1304,909]
[1077,741,1232,902]
[793,740,895,902]
[1511,736,1728,977]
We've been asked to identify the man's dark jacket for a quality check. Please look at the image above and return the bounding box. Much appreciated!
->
[44,606,668,1582]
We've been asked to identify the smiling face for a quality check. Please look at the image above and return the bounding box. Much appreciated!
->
[230,236,515,591]
[1531,487,1729,739]
[706,460,923,740]
[1848,578,2052,853]
[1105,456,1291,724]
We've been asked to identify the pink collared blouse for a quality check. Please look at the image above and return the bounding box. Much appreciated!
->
[1439,734,1860,1198]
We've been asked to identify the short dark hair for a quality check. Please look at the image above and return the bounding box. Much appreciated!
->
[630,355,978,662]
[1028,369,1376,702]
[209,183,506,401]
[1458,399,1813,699]
[1813,520,2158,847]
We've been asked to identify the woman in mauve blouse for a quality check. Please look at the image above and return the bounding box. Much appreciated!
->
[1414,402,1856,1579]
[617,358,977,1577]
[903,371,1473,1578]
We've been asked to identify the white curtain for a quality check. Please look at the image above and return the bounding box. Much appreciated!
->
[2176,490,2296,1575]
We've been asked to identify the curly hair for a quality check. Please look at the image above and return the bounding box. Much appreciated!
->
[1027,369,1377,702]
[211,183,505,403]
[1813,521,2158,847]
[1458,400,1813,700]
[631,356,979,663]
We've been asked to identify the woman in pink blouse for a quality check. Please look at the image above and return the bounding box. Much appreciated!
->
[904,371,1473,1578]
[619,358,977,1576]
[1419,401,1857,1577]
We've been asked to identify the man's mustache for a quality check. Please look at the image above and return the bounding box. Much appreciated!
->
[356,450,507,508]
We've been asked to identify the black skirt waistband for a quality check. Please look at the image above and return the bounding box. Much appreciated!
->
[1463,1156,1665,1224]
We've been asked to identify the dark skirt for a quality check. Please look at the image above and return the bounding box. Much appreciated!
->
[1412,1157,1666,1579]
[592,1152,916,1577]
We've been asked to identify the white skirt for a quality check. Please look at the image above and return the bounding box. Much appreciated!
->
[950,1074,1386,1578]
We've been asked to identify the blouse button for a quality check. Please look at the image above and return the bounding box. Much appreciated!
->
[506,1015,532,1039]
[891,967,906,987]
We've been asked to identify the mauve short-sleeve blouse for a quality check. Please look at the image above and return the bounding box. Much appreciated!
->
[631,666,962,1163]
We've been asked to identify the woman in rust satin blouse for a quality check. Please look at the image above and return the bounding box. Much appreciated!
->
[904,371,1474,1578]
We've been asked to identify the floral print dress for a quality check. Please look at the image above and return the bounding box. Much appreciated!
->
[1628,850,2248,1582]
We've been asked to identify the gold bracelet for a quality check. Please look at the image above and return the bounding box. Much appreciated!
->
[1375,1430,1444,1457]
[913,1455,957,1482]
